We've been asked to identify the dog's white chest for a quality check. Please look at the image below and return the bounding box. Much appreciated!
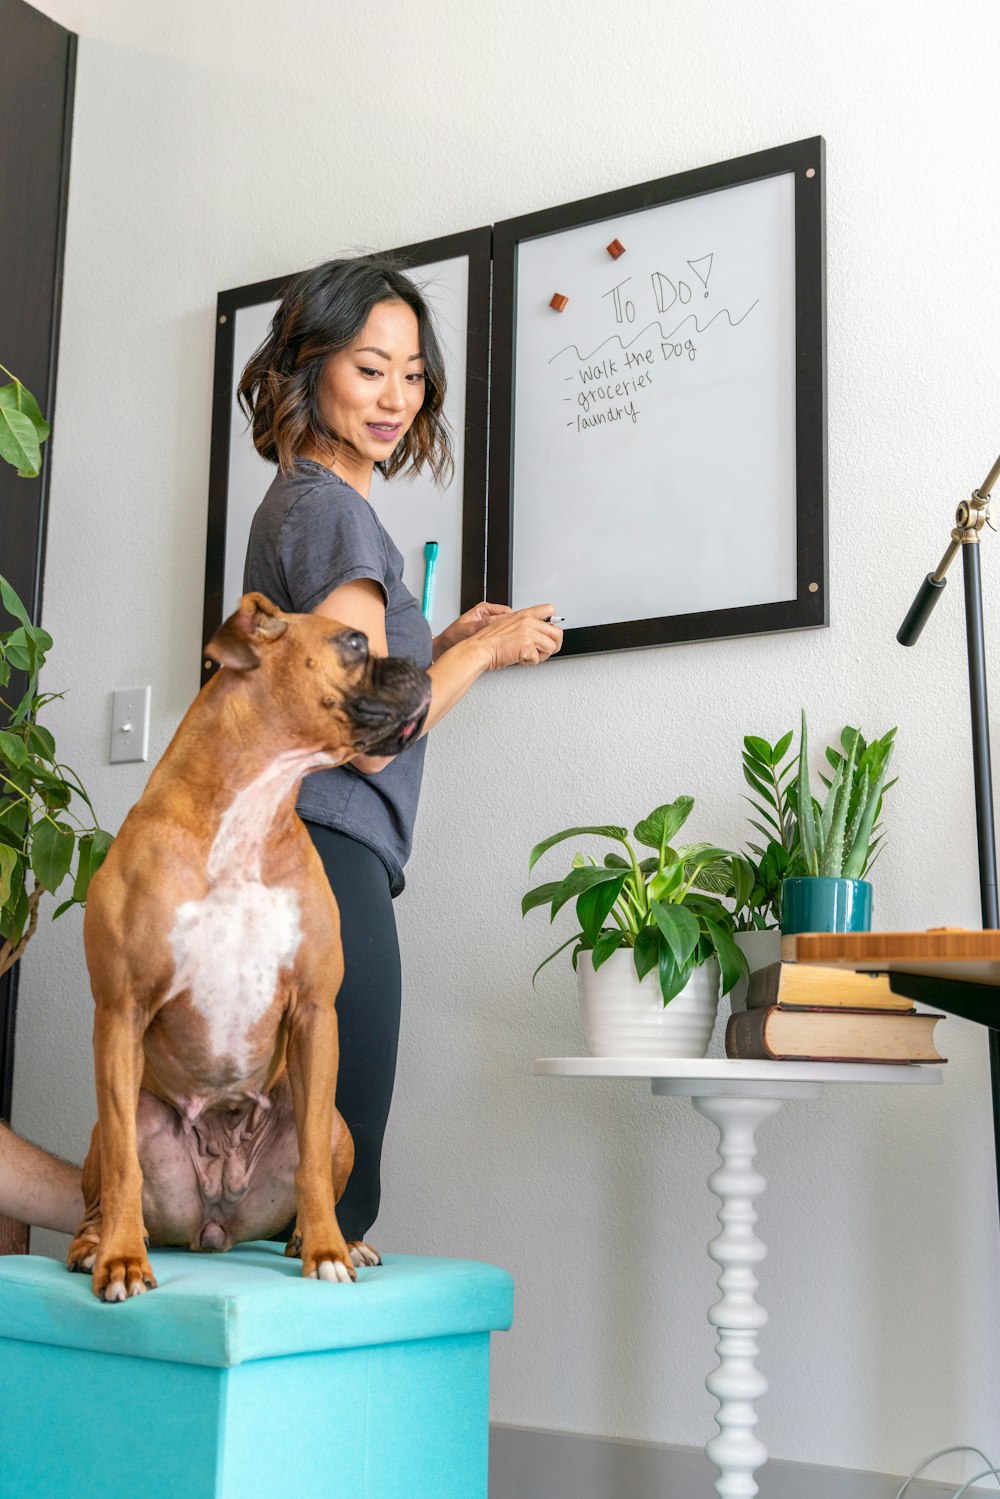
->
[168,881,301,1071]
[164,750,332,1072]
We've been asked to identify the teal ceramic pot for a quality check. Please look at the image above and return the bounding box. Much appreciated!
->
[780,877,872,936]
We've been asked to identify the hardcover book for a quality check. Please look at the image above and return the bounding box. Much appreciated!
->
[726,1006,945,1063]
[746,961,912,1012]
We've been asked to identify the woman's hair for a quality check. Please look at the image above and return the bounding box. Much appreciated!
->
[237,253,453,485]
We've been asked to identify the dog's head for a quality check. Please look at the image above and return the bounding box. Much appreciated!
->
[205,593,432,760]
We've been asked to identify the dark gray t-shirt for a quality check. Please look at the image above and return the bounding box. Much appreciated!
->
[244,458,433,896]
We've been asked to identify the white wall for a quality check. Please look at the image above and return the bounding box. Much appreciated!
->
[14,0,1000,1484]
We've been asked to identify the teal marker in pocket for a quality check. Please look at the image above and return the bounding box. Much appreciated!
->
[422,540,438,619]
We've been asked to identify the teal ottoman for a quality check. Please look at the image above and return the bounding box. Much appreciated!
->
[0,1242,514,1499]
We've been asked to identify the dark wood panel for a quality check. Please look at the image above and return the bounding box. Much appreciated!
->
[0,0,77,1121]
[0,1213,29,1257]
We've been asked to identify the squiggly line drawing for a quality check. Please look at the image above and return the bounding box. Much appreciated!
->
[547,302,759,364]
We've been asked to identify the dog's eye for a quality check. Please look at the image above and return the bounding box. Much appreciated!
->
[332,630,369,665]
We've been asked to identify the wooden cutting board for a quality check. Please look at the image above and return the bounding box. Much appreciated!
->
[782,928,1000,985]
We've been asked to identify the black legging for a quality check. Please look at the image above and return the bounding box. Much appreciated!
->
[276,821,401,1245]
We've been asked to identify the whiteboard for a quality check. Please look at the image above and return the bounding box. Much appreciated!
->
[203,230,490,677]
[488,139,826,655]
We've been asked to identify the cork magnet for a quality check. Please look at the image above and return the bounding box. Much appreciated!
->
[549,292,569,312]
[606,238,626,259]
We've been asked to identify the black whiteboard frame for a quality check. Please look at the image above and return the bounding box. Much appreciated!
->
[202,225,492,683]
[486,137,827,657]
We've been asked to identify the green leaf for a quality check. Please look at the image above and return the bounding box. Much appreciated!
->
[704,920,747,996]
[576,871,627,945]
[747,816,780,845]
[843,741,895,879]
[677,843,734,887]
[1,853,25,911]
[0,878,29,944]
[742,764,777,807]
[27,724,56,761]
[31,818,74,893]
[744,799,781,833]
[650,901,700,968]
[72,834,94,903]
[89,829,113,873]
[522,880,563,917]
[550,864,628,921]
[3,628,33,671]
[648,862,684,903]
[591,928,626,971]
[633,797,694,852]
[0,574,32,629]
[685,853,734,896]
[531,931,586,987]
[0,844,16,905]
[819,728,859,877]
[40,779,73,812]
[0,404,41,476]
[744,735,774,764]
[657,942,691,1005]
[0,730,27,768]
[730,855,756,912]
[0,380,50,443]
[0,799,28,847]
[528,824,629,872]
[773,729,794,763]
[633,926,660,981]
[797,709,818,876]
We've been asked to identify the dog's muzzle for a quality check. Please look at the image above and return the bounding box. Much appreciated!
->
[344,656,432,756]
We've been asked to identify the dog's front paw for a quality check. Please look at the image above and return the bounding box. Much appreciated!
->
[301,1237,356,1284]
[348,1239,381,1268]
[92,1245,157,1302]
[66,1230,100,1275]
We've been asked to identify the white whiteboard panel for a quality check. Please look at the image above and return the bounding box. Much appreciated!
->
[213,254,477,650]
[509,173,798,629]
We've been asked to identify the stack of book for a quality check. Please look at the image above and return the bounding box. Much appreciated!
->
[725,962,946,1063]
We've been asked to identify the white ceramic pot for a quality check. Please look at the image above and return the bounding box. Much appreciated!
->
[729,928,782,1012]
[578,947,720,1058]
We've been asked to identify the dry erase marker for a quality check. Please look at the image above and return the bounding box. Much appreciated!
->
[545,615,565,623]
[422,541,438,619]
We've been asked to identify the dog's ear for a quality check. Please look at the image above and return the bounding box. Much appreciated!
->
[205,593,289,671]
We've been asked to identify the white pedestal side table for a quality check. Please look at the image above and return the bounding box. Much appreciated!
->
[533,1057,942,1499]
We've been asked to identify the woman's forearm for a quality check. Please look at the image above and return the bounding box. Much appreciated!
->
[0,1121,83,1233]
[420,635,491,735]
[351,636,489,774]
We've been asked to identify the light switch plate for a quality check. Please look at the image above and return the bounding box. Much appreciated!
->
[110,686,151,764]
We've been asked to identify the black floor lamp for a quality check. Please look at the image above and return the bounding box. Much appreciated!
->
[898,453,1000,1221]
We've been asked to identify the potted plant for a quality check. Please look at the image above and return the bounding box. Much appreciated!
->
[0,370,111,977]
[723,730,799,1004]
[780,710,897,936]
[522,796,745,1058]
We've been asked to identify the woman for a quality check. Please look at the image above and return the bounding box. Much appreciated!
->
[239,254,562,1247]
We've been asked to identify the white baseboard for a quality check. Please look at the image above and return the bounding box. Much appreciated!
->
[489,1424,994,1498]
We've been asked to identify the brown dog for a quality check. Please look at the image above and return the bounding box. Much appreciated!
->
[67,593,431,1301]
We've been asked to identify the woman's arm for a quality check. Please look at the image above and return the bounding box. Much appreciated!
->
[0,1120,83,1233]
[313,580,562,773]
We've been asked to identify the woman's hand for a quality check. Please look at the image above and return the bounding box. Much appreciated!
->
[465,603,563,670]
[433,601,513,660]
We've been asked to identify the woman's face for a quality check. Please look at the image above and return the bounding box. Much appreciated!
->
[314,299,426,469]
